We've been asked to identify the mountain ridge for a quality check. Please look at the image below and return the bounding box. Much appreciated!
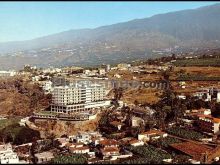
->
[1,3,220,69]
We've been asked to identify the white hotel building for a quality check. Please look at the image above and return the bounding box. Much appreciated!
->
[50,81,111,113]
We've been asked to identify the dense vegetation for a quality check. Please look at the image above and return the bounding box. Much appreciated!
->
[174,58,220,67]
[0,118,21,130]
[176,74,220,81]
[167,127,206,140]
[151,137,182,148]
[126,145,171,164]
[0,123,40,145]
[52,154,87,164]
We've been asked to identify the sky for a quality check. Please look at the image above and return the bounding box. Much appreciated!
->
[0,1,218,43]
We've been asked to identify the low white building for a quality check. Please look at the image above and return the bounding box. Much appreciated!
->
[34,151,54,164]
[101,147,120,158]
[39,81,53,94]
[131,116,144,127]
[74,132,92,144]
[19,117,30,126]
[138,130,168,142]
[177,95,186,99]
[69,145,90,154]
[92,137,106,146]
[129,139,144,147]
[98,68,106,75]
[117,63,131,70]
[217,92,220,103]
[55,137,69,148]
[0,143,19,164]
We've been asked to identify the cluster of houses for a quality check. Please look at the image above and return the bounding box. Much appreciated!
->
[0,143,27,164]
[183,108,220,135]
[194,88,220,102]
[42,129,170,164]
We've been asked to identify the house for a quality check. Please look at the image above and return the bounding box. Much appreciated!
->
[88,131,103,138]
[87,158,102,164]
[91,137,106,146]
[129,139,144,147]
[177,95,186,99]
[114,74,121,79]
[178,82,186,89]
[55,138,69,148]
[19,117,29,126]
[39,80,53,94]
[110,121,124,131]
[138,130,168,142]
[193,88,220,102]
[196,115,220,134]
[105,64,111,72]
[101,147,120,158]
[0,143,19,164]
[217,92,220,103]
[69,146,90,154]
[131,116,144,127]
[194,89,211,101]
[98,68,106,75]
[0,70,17,77]
[34,151,54,164]
[99,139,119,148]
[73,132,92,144]
[117,63,131,70]
[119,137,135,146]
[195,108,211,115]
[185,108,212,117]
[70,142,84,148]
[14,143,32,159]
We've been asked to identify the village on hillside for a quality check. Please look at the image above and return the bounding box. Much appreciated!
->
[1,53,220,164]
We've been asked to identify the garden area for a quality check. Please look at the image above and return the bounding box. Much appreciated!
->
[166,127,206,141]
[150,136,183,148]
[176,74,220,81]
[0,123,41,145]
[0,117,21,130]
[125,145,171,164]
[52,154,87,164]
[173,58,220,67]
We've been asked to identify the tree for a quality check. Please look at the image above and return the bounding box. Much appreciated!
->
[113,87,123,101]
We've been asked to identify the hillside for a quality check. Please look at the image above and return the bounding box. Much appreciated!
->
[1,3,220,69]
[0,77,51,116]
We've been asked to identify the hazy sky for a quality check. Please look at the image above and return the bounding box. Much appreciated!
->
[0,1,218,42]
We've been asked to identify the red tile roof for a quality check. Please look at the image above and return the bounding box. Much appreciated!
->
[170,142,213,158]
[69,146,89,151]
[140,129,166,136]
[100,139,119,146]
[101,147,119,153]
